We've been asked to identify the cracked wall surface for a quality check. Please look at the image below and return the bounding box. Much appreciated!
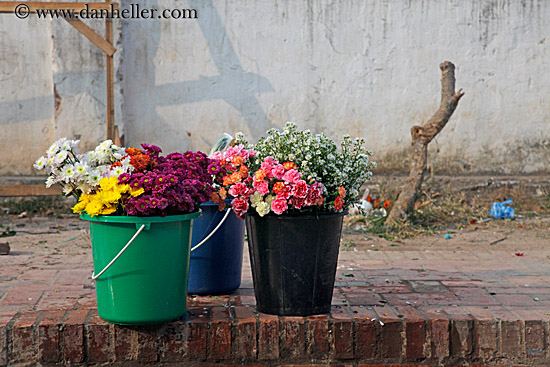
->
[1,0,549,175]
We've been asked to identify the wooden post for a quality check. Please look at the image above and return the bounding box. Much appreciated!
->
[105,0,118,145]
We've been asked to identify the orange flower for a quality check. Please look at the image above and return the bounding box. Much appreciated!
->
[232,156,244,166]
[373,199,380,208]
[334,196,344,211]
[254,169,266,181]
[218,200,226,211]
[366,194,373,203]
[239,165,249,179]
[273,182,286,194]
[283,161,297,171]
[219,187,227,200]
[222,175,233,186]
[383,200,391,209]
[210,192,220,204]
[317,196,324,206]
[230,171,242,184]
[338,186,346,198]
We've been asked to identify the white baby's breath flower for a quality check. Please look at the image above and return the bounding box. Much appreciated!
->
[34,156,46,170]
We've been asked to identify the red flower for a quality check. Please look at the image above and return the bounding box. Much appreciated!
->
[338,186,346,198]
[210,192,220,204]
[334,196,344,211]
[373,199,380,208]
[366,194,373,203]
[231,197,249,218]
[383,200,391,209]
[273,181,286,195]
[292,180,308,199]
[283,161,297,171]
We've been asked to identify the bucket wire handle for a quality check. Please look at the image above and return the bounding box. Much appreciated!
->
[191,208,231,252]
[91,207,232,280]
[92,224,146,281]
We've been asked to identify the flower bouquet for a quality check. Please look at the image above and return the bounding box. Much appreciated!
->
[211,122,375,316]
[35,138,223,325]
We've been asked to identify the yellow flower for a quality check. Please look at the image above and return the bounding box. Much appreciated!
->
[130,187,145,197]
[99,189,121,204]
[99,177,118,191]
[116,184,130,194]
[85,199,104,216]
[100,204,117,215]
[72,193,91,214]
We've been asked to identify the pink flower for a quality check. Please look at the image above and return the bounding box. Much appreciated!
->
[282,169,301,184]
[271,197,288,215]
[292,180,308,198]
[231,197,249,218]
[228,182,248,197]
[276,184,292,200]
[253,179,269,195]
[261,157,278,177]
[272,164,285,179]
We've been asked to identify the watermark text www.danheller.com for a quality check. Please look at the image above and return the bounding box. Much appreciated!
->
[13,3,198,20]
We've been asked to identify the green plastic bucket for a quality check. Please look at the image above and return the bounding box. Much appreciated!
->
[81,211,201,325]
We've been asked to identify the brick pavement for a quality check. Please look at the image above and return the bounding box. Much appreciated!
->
[1,217,550,365]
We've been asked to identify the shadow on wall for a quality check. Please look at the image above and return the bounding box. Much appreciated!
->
[123,0,274,148]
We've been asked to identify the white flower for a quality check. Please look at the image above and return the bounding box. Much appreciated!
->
[77,183,93,194]
[62,185,74,196]
[256,201,271,217]
[45,176,56,188]
[250,191,263,208]
[74,162,90,177]
[47,142,59,157]
[54,150,68,165]
[110,166,124,177]
[60,164,75,181]
[87,170,101,185]
[265,195,275,205]
[97,165,109,176]
[34,156,46,170]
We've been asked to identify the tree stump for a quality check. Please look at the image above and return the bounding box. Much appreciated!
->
[386,61,464,224]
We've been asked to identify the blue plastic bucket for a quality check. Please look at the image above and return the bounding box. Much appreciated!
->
[189,201,245,295]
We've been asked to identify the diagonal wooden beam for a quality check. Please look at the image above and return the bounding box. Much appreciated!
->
[0,1,118,13]
[64,17,116,56]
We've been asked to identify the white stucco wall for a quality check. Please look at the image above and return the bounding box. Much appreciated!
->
[1,0,549,175]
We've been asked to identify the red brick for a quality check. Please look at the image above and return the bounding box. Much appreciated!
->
[351,307,377,359]
[0,322,6,366]
[233,306,257,359]
[524,320,545,360]
[422,309,449,360]
[209,306,232,360]
[306,315,330,358]
[61,309,89,363]
[374,306,403,359]
[258,313,279,360]
[186,307,208,360]
[281,316,306,359]
[11,311,41,363]
[464,306,497,361]
[114,326,137,361]
[137,327,158,362]
[401,308,426,360]
[86,311,112,363]
[499,320,524,359]
[447,311,473,359]
[331,307,354,360]
[159,321,186,362]
[38,310,65,363]
[491,309,524,359]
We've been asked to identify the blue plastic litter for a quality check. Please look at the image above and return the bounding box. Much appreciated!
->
[489,199,515,219]
[444,234,452,239]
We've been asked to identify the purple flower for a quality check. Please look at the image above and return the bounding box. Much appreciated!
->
[141,143,162,156]
[118,172,131,184]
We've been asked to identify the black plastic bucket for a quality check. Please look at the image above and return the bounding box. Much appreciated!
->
[245,211,345,316]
